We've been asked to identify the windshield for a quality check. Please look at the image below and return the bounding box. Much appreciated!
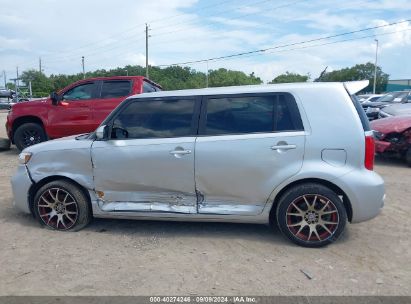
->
[377,92,408,102]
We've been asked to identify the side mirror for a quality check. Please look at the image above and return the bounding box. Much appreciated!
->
[95,125,109,140]
[50,92,59,105]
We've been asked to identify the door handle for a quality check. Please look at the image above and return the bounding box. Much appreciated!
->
[271,144,297,151]
[169,149,192,155]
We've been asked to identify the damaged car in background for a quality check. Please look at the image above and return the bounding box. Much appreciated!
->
[371,115,411,166]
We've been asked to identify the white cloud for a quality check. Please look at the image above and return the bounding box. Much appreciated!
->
[0,0,410,83]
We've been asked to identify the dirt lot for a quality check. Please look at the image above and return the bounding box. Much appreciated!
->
[0,111,410,296]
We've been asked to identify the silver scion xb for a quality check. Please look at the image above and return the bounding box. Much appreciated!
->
[11,81,384,247]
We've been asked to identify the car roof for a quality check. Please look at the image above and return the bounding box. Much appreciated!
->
[128,82,350,99]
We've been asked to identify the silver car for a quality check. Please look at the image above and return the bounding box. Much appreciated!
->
[11,81,384,247]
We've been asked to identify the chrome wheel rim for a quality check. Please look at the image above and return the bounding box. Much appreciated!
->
[286,194,339,242]
[37,188,78,230]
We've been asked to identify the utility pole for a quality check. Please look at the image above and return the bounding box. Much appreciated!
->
[16,66,19,101]
[145,23,150,78]
[2,71,6,88]
[39,57,42,74]
[373,39,379,94]
[205,60,209,88]
[29,81,33,99]
[82,56,85,79]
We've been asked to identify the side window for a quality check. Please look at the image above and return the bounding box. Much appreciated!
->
[204,94,303,135]
[63,83,95,101]
[101,81,131,98]
[111,98,195,139]
[143,81,161,93]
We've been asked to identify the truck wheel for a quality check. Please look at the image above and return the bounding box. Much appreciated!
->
[276,183,347,248]
[0,138,11,151]
[406,147,411,167]
[33,180,92,231]
[14,123,47,151]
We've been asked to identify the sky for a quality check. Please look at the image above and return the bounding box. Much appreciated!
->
[0,0,410,84]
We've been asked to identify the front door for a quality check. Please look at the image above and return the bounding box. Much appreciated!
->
[195,93,306,215]
[92,96,200,213]
[48,81,98,138]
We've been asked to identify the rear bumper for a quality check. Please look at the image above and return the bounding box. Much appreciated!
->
[336,169,385,223]
[11,165,33,214]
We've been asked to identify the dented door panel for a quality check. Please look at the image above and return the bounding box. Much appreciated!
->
[195,132,305,215]
[91,137,197,213]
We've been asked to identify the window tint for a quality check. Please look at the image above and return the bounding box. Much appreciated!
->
[101,81,131,98]
[63,83,94,100]
[204,94,303,135]
[143,82,156,93]
[112,98,195,139]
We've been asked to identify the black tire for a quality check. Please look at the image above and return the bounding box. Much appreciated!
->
[33,180,91,231]
[0,138,11,151]
[405,147,411,167]
[276,183,347,248]
[14,122,47,151]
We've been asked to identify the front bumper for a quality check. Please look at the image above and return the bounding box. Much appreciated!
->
[336,169,385,223]
[11,165,33,214]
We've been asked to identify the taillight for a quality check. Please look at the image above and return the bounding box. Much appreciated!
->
[364,133,375,170]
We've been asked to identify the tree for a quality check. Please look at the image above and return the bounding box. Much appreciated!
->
[208,68,262,87]
[20,70,54,97]
[315,62,389,93]
[269,72,309,84]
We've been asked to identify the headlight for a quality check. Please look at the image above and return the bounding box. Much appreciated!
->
[18,152,32,164]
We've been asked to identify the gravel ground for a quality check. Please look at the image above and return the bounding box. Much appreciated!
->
[0,111,410,296]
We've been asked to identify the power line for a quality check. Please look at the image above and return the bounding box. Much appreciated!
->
[217,27,411,63]
[35,0,248,62]
[36,0,296,63]
[151,0,307,38]
[157,18,411,67]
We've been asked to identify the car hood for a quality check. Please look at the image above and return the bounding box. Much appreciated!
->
[380,103,411,116]
[370,115,411,134]
[12,98,49,108]
[23,135,93,154]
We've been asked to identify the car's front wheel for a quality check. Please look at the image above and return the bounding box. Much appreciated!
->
[14,122,47,151]
[276,183,347,247]
[33,180,91,231]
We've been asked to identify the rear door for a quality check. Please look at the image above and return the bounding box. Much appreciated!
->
[92,80,133,126]
[48,81,98,138]
[195,93,305,215]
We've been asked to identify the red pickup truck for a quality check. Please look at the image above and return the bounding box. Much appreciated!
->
[6,76,162,150]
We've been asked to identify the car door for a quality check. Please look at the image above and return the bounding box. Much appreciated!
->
[195,93,305,215]
[91,96,200,214]
[48,81,98,138]
[92,80,133,127]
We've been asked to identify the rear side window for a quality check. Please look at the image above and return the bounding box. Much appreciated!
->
[143,82,160,93]
[351,95,371,131]
[101,81,131,98]
[204,94,303,135]
[111,98,195,139]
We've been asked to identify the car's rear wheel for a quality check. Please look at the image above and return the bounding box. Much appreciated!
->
[276,183,347,247]
[33,180,91,231]
[14,123,46,151]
